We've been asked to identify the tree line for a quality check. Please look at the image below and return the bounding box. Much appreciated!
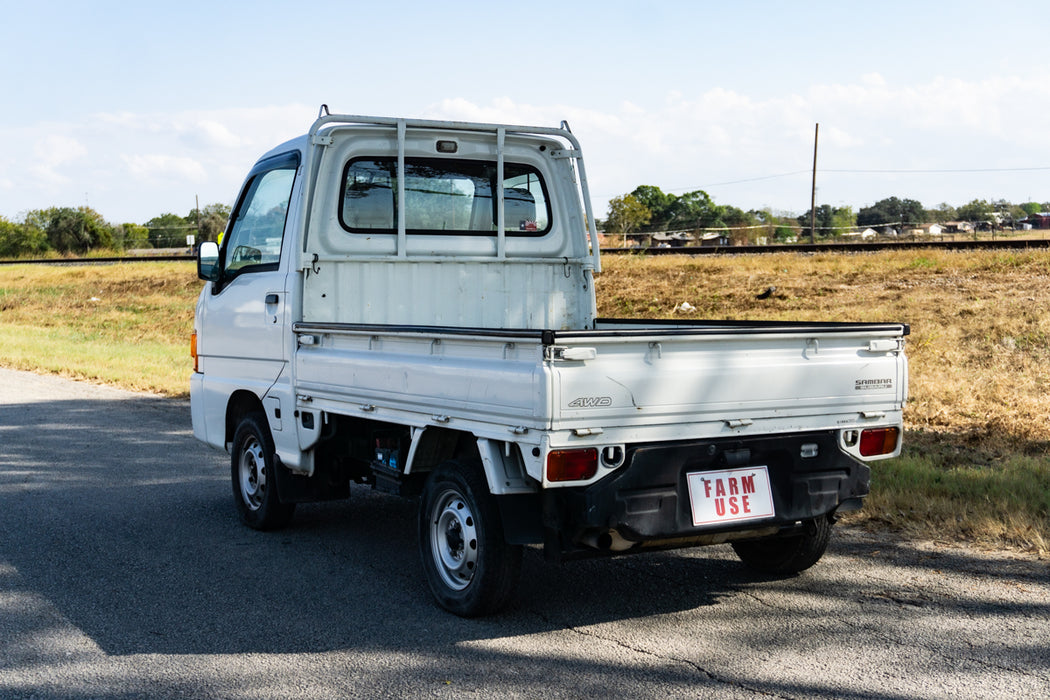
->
[0,204,231,258]
[604,185,1050,244]
[3,187,1048,258]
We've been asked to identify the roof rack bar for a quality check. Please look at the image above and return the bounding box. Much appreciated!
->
[574,145,602,273]
[307,111,599,270]
[396,119,407,258]
[496,127,506,260]
[308,113,577,141]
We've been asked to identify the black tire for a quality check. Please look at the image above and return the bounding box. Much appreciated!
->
[731,516,832,574]
[231,412,295,531]
[418,460,522,617]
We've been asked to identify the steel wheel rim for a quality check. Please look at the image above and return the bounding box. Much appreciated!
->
[429,488,479,591]
[238,435,266,511]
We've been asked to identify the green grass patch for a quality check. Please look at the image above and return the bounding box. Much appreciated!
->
[847,435,1050,555]
[0,262,197,396]
[0,323,191,396]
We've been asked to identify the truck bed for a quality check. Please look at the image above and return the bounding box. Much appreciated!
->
[292,317,908,448]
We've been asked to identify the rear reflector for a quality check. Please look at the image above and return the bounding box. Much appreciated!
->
[859,427,900,457]
[547,448,598,482]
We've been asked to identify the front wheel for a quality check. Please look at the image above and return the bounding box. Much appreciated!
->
[731,516,832,574]
[231,412,295,530]
[418,461,522,617]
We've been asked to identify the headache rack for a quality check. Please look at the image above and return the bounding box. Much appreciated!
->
[301,106,602,272]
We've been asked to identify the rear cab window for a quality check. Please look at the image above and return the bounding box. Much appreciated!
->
[338,157,551,236]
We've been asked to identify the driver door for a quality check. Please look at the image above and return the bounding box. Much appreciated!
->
[198,151,299,397]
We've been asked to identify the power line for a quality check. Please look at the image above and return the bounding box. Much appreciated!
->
[670,170,811,190]
[598,164,1050,201]
[824,166,1050,174]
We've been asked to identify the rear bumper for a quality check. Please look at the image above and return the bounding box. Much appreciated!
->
[545,430,869,552]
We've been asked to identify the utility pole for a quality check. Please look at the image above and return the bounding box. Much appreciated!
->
[810,123,819,244]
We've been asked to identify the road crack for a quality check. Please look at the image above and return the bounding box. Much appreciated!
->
[529,607,798,699]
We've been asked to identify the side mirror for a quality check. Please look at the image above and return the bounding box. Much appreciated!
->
[197,241,221,282]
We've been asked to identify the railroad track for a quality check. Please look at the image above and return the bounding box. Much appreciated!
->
[0,254,193,266]
[3,237,1049,265]
[602,237,1050,255]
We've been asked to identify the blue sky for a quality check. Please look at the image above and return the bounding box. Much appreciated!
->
[3,0,1049,224]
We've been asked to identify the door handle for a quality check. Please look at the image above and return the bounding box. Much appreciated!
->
[265,293,279,304]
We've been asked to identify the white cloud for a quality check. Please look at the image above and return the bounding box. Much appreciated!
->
[861,73,887,88]
[203,119,243,147]
[34,134,88,167]
[4,81,1050,225]
[0,104,322,221]
[427,72,1050,216]
[121,153,208,182]
[26,134,89,186]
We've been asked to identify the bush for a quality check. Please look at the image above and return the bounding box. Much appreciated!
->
[0,217,49,258]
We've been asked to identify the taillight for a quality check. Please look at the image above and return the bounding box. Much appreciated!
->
[859,427,900,457]
[191,331,199,373]
[546,448,598,482]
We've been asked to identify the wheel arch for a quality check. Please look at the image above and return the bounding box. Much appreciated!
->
[225,390,266,448]
[408,429,542,547]
[406,427,480,476]
[406,428,537,497]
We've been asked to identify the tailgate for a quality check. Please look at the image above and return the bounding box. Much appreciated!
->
[548,323,907,433]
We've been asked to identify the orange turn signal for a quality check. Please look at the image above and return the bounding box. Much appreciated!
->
[546,448,598,482]
[859,427,900,457]
[190,331,199,373]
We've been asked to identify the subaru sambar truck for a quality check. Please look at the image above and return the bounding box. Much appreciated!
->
[190,110,908,616]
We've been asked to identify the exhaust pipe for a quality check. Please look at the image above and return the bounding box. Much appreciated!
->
[581,530,637,552]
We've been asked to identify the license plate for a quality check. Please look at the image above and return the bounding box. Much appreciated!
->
[686,466,775,526]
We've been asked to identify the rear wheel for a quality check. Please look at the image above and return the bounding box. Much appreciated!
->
[732,516,832,574]
[418,461,522,617]
[231,412,295,530]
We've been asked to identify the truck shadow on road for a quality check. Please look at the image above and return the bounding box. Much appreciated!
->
[1,397,1048,677]
[0,396,731,657]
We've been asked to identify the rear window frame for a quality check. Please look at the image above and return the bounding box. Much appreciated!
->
[337,156,553,237]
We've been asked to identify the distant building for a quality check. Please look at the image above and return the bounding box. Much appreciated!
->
[699,231,730,246]
[907,224,943,236]
[843,228,878,239]
[943,221,975,234]
[1025,213,1050,229]
[652,231,694,247]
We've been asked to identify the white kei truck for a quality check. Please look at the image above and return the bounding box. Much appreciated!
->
[190,110,909,617]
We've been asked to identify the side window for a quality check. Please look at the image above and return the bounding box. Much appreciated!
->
[223,165,297,275]
[503,165,549,233]
[342,159,395,230]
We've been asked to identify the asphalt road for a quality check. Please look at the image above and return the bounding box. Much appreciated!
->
[1,368,1047,699]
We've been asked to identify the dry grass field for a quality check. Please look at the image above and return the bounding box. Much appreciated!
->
[0,250,1047,555]
[598,249,1050,555]
[598,249,1050,445]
